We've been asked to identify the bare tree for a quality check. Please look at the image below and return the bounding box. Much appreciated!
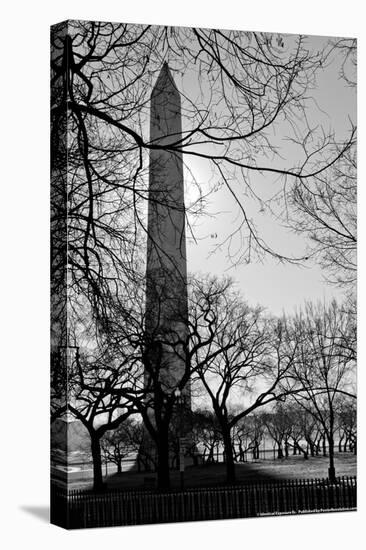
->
[190,277,308,483]
[262,403,293,459]
[329,38,357,89]
[336,397,357,454]
[96,282,208,489]
[51,21,356,307]
[285,300,356,482]
[105,418,157,472]
[231,414,264,462]
[63,314,140,490]
[101,421,133,475]
[287,405,322,458]
[289,140,356,288]
[191,409,223,464]
[287,38,356,290]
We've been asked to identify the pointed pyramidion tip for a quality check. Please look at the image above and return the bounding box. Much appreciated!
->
[161,61,172,78]
[152,62,179,96]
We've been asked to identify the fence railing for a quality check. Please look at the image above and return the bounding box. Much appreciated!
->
[51,476,356,529]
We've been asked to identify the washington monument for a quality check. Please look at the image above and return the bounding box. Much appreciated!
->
[145,62,189,400]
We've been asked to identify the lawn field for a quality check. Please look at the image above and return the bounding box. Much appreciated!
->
[101,452,356,491]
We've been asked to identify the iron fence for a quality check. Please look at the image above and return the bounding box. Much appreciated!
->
[51,475,356,529]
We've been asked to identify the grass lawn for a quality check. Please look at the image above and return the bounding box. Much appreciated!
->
[101,452,356,491]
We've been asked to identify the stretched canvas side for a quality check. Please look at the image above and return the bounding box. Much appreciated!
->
[50,20,357,530]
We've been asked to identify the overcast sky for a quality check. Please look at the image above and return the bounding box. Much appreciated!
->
[174,33,356,315]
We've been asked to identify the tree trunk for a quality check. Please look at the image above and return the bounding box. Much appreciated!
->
[322,436,327,456]
[90,436,104,491]
[277,444,283,459]
[156,430,170,490]
[222,428,236,484]
[328,433,336,483]
[303,445,309,460]
[255,444,260,460]
[117,460,122,474]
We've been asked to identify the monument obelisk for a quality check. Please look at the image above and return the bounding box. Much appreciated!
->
[145,62,189,399]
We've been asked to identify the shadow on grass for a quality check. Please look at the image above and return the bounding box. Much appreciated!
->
[65,453,356,494]
[105,462,280,492]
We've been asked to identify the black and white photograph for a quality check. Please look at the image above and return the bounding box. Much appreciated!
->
[49,18,357,530]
